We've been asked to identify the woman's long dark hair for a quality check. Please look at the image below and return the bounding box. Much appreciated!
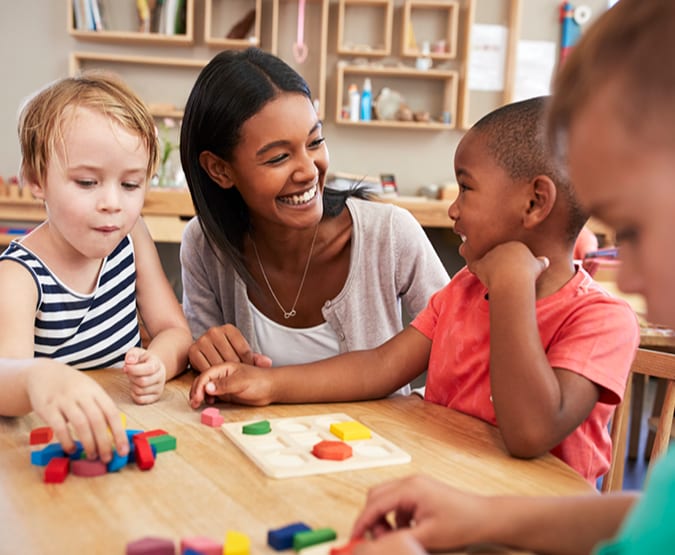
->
[180,48,367,283]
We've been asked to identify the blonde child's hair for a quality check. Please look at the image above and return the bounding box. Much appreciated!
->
[548,0,675,161]
[18,70,159,187]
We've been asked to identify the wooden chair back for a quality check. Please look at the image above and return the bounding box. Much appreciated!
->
[602,348,675,492]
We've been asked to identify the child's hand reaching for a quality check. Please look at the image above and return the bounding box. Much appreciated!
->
[124,347,167,405]
[351,475,489,552]
[189,362,275,408]
[24,360,129,463]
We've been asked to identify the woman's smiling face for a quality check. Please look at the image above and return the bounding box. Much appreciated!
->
[225,92,329,231]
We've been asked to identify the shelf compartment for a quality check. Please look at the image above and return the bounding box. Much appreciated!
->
[335,64,458,130]
[68,0,195,46]
[401,0,460,60]
[336,0,393,57]
[69,52,208,119]
[204,0,263,48]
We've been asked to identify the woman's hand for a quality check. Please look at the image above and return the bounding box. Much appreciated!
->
[189,324,272,371]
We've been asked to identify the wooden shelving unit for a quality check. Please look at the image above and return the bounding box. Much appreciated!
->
[335,64,459,130]
[400,0,460,59]
[336,0,393,57]
[67,0,195,46]
[204,0,263,48]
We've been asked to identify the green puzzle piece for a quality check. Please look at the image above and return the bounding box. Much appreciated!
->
[242,420,271,435]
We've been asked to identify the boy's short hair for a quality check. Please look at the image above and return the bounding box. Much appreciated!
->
[18,71,159,187]
[472,96,587,244]
[548,0,675,162]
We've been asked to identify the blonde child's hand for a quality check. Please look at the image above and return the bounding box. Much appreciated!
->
[351,475,488,552]
[189,362,274,408]
[468,241,549,290]
[189,324,273,372]
[123,347,167,405]
[25,360,129,463]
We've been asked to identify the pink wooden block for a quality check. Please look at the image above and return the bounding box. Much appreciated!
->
[180,536,222,555]
[71,459,108,477]
[126,536,175,555]
[201,407,224,427]
[44,457,69,483]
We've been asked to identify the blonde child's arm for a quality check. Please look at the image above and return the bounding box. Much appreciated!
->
[0,358,129,462]
[190,326,431,408]
[469,241,601,458]
[0,260,128,460]
[351,475,635,555]
[130,220,192,384]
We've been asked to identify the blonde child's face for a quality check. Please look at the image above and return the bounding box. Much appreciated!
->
[450,129,528,264]
[567,82,675,329]
[34,106,148,261]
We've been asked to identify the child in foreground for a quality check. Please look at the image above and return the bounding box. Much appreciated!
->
[350,1,675,553]
[0,72,192,461]
[190,95,639,484]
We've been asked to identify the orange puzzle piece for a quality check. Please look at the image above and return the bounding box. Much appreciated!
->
[312,440,353,461]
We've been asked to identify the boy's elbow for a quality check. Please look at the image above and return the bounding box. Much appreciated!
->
[500,427,553,459]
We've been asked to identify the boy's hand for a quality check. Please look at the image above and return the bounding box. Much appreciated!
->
[351,475,488,551]
[189,363,274,408]
[468,241,549,290]
[189,324,273,372]
[124,347,167,404]
[25,361,129,463]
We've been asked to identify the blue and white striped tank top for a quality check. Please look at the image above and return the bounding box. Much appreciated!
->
[0,236,141,369]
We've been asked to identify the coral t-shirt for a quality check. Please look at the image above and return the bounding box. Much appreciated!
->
[412,266,640,483]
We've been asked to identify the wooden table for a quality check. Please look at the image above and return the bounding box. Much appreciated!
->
[0,371,594,554]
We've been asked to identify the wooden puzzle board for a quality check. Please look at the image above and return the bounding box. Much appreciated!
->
[221,413,411,479]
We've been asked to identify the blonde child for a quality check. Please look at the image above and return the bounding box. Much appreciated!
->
[350,1,675,554]
[0,72,192,461]
[190,95,639,484]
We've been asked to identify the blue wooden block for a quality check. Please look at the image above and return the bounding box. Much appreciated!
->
[31,443,66,466]
[107,449,129,472]
[69,441,84,460]
[267,522,312,551]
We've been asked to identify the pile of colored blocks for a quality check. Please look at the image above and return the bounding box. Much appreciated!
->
[29,423,177,483]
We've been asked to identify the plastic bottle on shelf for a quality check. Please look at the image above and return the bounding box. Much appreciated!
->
[360,78,372,122]
[348,83,360,122]
[416,40,433,71]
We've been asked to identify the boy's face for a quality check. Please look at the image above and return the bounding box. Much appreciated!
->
[567,82,675,329]
[450,129,528,264]
[30,106,148,261]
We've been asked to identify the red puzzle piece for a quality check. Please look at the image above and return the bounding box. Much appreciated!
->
[312,440,353,461]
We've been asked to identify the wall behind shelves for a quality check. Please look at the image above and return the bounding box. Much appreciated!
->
[1,0,609,195]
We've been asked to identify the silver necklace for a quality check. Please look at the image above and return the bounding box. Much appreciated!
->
[251,225,319,319]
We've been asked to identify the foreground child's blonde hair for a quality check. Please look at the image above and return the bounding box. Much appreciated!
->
[18,71,159,186]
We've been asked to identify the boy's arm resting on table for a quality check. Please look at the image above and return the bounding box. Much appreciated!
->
[351,474,636,555]
[189,326,431,407]
[132,219,192,382]
[470,243,605,458]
